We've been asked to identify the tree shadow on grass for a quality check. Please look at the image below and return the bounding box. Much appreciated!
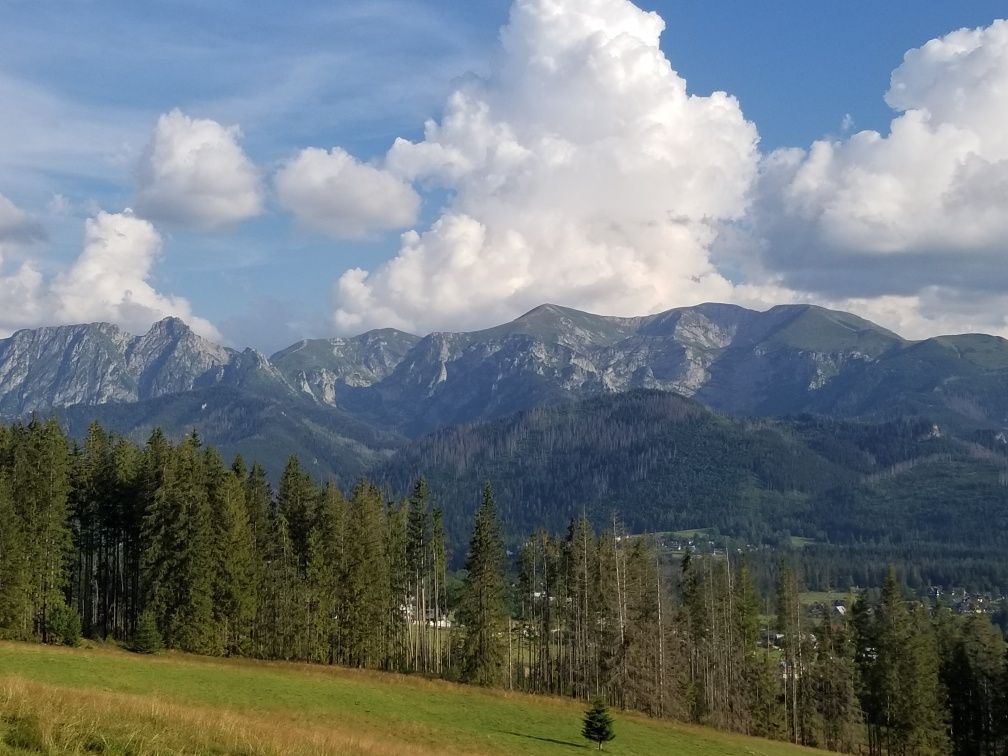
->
[502,730,586,749]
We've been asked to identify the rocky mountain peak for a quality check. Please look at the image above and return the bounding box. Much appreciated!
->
[4,302,1007,446]
[269,327,420,404]
[0,318,253,414]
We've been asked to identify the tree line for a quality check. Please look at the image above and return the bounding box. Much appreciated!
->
[379,390,1008,596]
[1,418,1006,755]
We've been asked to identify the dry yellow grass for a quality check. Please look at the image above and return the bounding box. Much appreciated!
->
[0,676,459,755]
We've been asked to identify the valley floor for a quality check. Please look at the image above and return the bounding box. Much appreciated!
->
[0,641,826,755]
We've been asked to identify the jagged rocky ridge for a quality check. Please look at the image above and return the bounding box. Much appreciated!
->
[268,302,1008,436]
[0,317,292,414]
[1,302,1007,478]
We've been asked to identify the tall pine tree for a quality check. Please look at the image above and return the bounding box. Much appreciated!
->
[206,449,257,656]
[458,483,508,686]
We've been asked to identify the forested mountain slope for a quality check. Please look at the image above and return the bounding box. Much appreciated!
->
[53,386,404,482]
[377,390,1008,589]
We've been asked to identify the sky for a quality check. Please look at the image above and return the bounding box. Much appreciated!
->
[1,0,1006,352]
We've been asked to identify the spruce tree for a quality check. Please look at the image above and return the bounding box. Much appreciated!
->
[140,435,181,646]
[776,561,810,744]
[262,509,303,660]
[458,483,508,686]
[339,481,389,668]
[859,570,907,754]
[143,438,219,654]
[243,462,273,557]
[809,606,861,751]
[0,473,29,637]
[736,561,782,738]
[582,698,616,750]
[431,506,449,674]
[566,516,598,702]
[859,567,948,756]
[277,456,317,567]
[207,450,257,656]
[46,600,81,646]
[943,612,1005,754]
[70,423,105,639]
[304,483,346,664]
[244,462,274,657]
[406,478,431,672]
[304,526,331,663]
[679,548,707,723]
[174,441,219,655]
[623,538,663,716]
[132,609,163,653]
[12,418,72,642]
[113,436,144,642]
[900,606,947,755]
[384,499,410,671]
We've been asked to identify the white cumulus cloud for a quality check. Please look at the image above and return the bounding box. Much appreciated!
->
[0,261,47,337]
[134,109,263,229]
[736,19,1008,337]
[51,211,219,338]
[275,147,420,238]
[0,200,218,339]
[329,0,759,334]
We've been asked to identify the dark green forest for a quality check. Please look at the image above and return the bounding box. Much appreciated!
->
[1,416,1007,754]
[379,391,1008,593]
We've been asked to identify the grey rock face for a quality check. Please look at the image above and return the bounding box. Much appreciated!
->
[283,302,915,435]
[4,302,1007,444]
[270,328,420,405]
[0,317,291,414]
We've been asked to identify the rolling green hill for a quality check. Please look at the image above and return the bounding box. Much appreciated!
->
[0,642,824,756]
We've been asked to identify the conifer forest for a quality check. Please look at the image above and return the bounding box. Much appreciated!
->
[1,417,1006,755]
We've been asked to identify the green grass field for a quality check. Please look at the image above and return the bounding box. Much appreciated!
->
[0,641,825,755]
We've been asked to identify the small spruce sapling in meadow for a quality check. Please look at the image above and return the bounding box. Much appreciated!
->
[582,697,616,751]
[132,610,163,654]
[46,601,81,647]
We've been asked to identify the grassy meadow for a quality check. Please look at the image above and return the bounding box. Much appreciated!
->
[0,641,828,755]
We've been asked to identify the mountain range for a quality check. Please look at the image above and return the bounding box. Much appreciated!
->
[5,301,1008,587]
[2,301,1007,480]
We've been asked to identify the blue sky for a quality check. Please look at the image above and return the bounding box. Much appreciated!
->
[1,0,1006,350]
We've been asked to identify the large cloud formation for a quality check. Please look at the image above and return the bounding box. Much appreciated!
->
[329,0,759,334]
[325,2,1008,340]
[275,147,420,238]
[134,109,263,229]
[0,198,217,339]
[6,3,1008,344]
[738,19,1008,338]
[51,211,219,337]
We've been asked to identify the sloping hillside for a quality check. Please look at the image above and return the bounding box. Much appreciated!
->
[0,642,829,756]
